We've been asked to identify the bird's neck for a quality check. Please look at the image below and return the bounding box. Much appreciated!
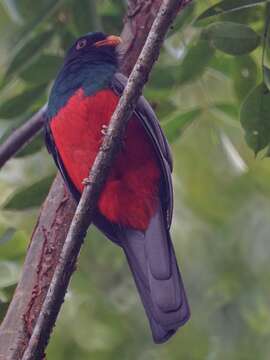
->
[48,61,117,118]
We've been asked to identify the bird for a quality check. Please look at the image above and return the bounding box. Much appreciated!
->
[45,32,190,343]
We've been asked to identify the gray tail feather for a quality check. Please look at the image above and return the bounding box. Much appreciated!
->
[118,204,190,343]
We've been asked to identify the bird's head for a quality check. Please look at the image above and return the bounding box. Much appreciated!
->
[48,32,122,117]
[64,32,122,67]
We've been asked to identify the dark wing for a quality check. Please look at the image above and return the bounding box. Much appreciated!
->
[111,73,173,228]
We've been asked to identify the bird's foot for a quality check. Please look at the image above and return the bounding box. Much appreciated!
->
[82,177,91,186]
[101,124,108,136]
[101,124,126,150]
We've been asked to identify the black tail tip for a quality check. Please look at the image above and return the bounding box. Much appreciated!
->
[153,329,176,344]
[151,309,191,344]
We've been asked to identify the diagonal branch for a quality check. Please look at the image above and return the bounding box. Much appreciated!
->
[0,105,47,168]
[21,0,188,358]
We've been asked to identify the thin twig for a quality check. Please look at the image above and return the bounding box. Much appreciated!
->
[0,105,47,168]
[21,0,189,358]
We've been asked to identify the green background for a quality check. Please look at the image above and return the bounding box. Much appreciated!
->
[1,0,270,359]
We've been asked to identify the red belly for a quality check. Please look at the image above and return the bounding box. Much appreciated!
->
[50,88,161,230]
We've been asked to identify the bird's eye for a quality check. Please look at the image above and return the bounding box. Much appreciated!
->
[76,39,87,50]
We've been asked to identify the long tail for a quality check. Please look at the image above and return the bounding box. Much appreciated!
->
[118,204,190,343]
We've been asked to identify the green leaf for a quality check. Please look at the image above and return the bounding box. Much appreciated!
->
[233,56,258,101]
[178,41,215,84]
[0,228,16,245]
[0,229,27,260]
[71,0,101,35]
[150,65,179,89]
[167,2,195,36]
[3,175,55,210]
[213,103,239,118]
[100,1,124,34]
[201,22,260,55]
[4,29,54,81]
[14,0,61,20]
[197,0,266,21]
[152,42,213,88]
[20,54,63,85]
[240,83,270,153]
[155,100,178,119]
[209,53,234,76]
[0,261,20,288]
[12,0,65,48]
[0,85,45,119]
[15,133,44,158]
[1,0,23,24]
[0,285,17,307]
[264,66,270,91]
[162,109,201,143]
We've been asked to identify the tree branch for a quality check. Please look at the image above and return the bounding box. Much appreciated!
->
[0,174,76,360]
[21,1,188,358]
[0,1,191,359]
[0,106,47,168]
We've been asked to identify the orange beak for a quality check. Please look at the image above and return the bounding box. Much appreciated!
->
[94,35,122,48]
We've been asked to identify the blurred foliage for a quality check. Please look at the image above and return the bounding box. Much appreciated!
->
[1,0,270,359]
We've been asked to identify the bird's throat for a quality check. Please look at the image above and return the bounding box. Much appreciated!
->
[48,62,117,118]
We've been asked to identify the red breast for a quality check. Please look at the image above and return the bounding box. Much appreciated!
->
[50,88,161,230]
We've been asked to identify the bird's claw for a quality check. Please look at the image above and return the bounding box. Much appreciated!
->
[101,124,108,136]
[82,177,91,186]
[101,124,126,150]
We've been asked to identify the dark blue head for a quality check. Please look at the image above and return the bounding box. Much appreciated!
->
[64,32,121,67]
[48,32,122,118]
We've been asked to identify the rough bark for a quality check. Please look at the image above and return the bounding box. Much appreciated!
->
[0,175,76,360]
[0,1,190,359]
[120,0,162,75]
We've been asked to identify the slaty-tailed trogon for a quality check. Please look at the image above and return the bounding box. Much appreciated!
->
[45,32,190,343]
